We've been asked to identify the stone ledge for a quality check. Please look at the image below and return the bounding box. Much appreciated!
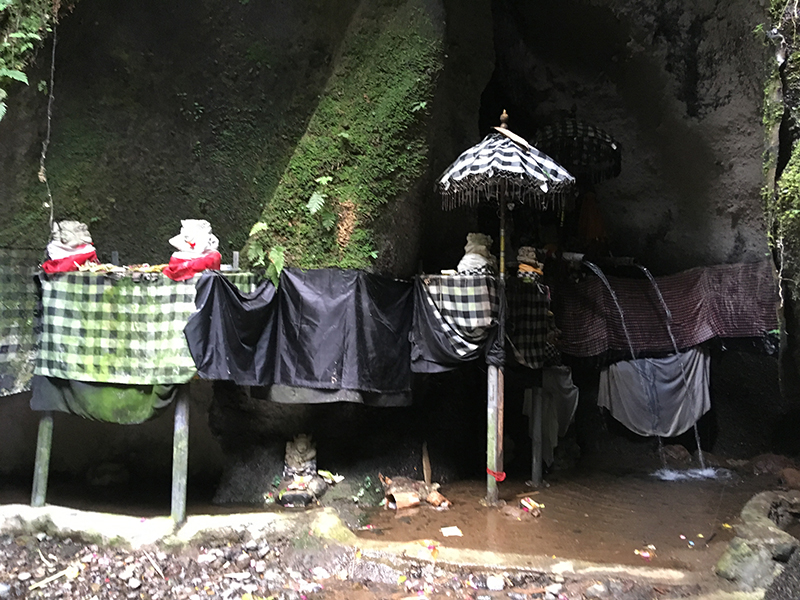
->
[716,491,800,590]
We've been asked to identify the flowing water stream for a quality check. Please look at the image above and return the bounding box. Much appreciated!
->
[584,261,715,478]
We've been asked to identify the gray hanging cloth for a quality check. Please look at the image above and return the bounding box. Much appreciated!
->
[597,347,710,437]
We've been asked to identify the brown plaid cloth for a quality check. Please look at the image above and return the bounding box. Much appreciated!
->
[553,260,779,357]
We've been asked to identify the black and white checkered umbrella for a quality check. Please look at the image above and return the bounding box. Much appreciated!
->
[437,130,576,212]
[534,118,621,184]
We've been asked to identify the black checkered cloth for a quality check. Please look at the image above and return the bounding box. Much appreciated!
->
[437,132,576,212]
[421,273,499,357]
[35,272,199,385]
[507,278,551,369]
[0,249,42,396]
[534,118,621,184]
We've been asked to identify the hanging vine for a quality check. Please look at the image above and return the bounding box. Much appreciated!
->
[0,0,64,122]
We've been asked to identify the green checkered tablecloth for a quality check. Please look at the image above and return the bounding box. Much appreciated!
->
[0,249,42,396]
[35,272,201,385]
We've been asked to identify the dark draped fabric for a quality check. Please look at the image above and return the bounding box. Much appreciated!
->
[186,269,413,396]
[185,273,277,386]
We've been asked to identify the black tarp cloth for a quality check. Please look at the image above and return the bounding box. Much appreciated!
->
[185,269,413,397]
[186,273,277,385]
[410,276,505,373]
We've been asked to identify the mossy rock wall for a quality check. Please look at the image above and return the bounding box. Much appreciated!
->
[0,0,360,262]
[243,0,445,275]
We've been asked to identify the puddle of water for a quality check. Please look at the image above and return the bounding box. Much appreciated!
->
[357,467,771,571]
[652,467,736,481]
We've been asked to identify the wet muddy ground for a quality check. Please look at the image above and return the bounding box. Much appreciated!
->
[358,467,770,573]
[0,456,786,599]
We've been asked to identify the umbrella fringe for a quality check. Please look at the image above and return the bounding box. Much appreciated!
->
[439,179,576,213]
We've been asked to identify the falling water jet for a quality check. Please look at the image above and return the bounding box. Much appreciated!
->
[584,262,668,467]
[584,262,637,357]
[657,436,667,470]
[638,264,709,473]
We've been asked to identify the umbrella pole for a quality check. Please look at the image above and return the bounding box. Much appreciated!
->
[486,197,506,506]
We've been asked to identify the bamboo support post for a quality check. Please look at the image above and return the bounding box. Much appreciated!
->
[171,386,190,525]
[529,387,543,487]
[486,366,500,504]
[31,411,54,507]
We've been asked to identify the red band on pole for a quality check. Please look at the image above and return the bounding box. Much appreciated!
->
[487,468,506,482]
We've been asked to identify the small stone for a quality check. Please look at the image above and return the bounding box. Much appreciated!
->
[486,575,504,591]
[585,582,607,598]
[81,553,94,563]
[546,582,562,595]
[245,540,258,550]
[128,577,142,589]
[119,566,136,580]
[17,572,31,581]
[0,582,10,598]
[311,566,331,580]
[234,553,251,569]
[254,560,267,573]
[35,533,47,541]
[196,553,217,565]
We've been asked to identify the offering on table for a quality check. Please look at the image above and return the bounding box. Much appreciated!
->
[162,219,221,281]
[42,221,98,273]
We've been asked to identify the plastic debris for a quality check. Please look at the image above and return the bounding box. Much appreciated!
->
[414,540,439,560]
[318,470,344,484]
[486,574,505,591]
[634,544,657,561]
[520,497,544,510]
[439,526,463,537]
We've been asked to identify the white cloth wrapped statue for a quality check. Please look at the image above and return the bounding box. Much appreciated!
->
[456,233,497,273]
[162,220,221,281]
[42,221,98,273]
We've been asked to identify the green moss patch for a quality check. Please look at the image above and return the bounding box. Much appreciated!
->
[244,0,443,271]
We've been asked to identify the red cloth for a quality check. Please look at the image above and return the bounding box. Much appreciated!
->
[162,252,221,281]
[41,250,98,274]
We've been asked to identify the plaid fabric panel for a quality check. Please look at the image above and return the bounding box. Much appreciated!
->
[221,271,259,294]
[35,272,198,384]
[421,274,498,356]
[0,249,42,396]
[507,279,550,369]
[554,260,779,357]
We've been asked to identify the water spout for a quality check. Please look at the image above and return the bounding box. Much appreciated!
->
[637,265,707,471]
[584,261,668,466]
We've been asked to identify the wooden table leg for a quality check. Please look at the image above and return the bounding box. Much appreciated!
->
[31,411,54,507]
[529,387,543,487]
[171,386,190,525]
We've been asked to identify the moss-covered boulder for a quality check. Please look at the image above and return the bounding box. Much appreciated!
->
[243,0,445,275]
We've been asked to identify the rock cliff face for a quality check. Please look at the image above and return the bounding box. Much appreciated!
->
[0,0,771,273]
[0,0,495,275]
[481,0,771,273]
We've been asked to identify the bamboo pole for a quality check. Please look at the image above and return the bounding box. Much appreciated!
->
[486,366,500,504]
[486,189,507,506]
[31,412,54,507]
[171,386,190,525]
